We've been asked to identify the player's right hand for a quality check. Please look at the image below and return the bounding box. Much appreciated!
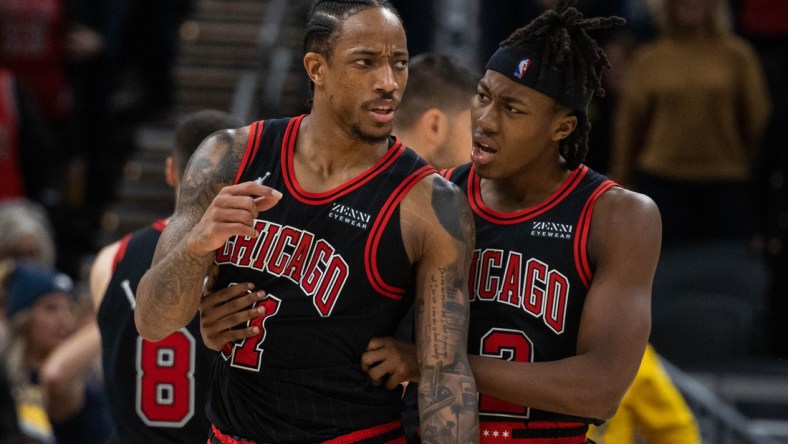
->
[187,181,282,256]
[362,337,420,389]
[200,282,267,351]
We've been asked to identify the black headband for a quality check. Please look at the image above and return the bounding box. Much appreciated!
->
[485,46,593,113]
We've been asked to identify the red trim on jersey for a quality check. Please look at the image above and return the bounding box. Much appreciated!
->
[479,421,588,444]
[281,116,407,205]
[111,220,166,273]
[322,420,403,443]
[234,120,265,185]
[209,424,255,444]
[111,235,132,275]
[209,421,404,444]
[469,165,588,225]
[151,219,167,233]
[365,165,436,300]
[439,167,457,179]
[573,180,618,289]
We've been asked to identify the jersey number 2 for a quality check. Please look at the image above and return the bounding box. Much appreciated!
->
[479,328,533,419]
[136,329,196,427]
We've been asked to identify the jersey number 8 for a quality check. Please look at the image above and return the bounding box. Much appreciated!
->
[136,329,196,427]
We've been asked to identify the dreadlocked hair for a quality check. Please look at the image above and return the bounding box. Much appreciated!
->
[302,0,400,99]
[501,0,624,170]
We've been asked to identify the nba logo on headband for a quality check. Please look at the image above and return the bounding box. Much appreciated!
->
[514,58,531,79]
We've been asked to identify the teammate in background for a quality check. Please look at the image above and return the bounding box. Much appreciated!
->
[134,1,478,442]
[360,1,661,442]
[47,110,244,444]
[393,52,478,170]
[89,110,243,443]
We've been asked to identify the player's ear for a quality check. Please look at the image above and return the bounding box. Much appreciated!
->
[419,108,448,145]
[304,52,326,86]
[551,113,577,142]
[165,156,177,188]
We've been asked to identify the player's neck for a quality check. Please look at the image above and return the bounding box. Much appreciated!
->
[295,114,390,191]
[482,163,571,212]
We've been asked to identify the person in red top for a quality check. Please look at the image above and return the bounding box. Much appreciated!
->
[0,68,58,204]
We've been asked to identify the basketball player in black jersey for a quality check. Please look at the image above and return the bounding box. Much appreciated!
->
[357,2,662,443]
[88,110,244,443]
[134,1,478,443]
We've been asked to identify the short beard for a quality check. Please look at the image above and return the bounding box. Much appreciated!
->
[351,124,390,145]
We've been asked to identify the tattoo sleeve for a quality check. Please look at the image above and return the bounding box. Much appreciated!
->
[134,130,244,340]
[415,177,479,443]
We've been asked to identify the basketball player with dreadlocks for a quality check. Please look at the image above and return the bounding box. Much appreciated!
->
[134,0,478,442]
[360,1,662,442]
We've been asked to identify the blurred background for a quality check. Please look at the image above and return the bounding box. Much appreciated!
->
[1,0,787,442]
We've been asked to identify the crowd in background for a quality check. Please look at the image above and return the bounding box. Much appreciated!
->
[1,0,787,442]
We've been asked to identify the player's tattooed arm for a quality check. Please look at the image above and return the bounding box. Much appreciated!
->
[406,175,479,443]
[135,127,283,341]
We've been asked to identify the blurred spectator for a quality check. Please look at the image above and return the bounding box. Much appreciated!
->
[0,201,57,270]
[610,0,770,245]
[0,0,108,278]
[0,69,60,206]
[73,0,193,118]
[1,262,111,444]
[0,198,57,345]
[0,0,74,124]
[736,0,788,357]
[0,354,25,443]
[1,263,76,442]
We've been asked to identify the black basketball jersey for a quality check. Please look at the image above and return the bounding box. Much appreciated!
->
[207,116,435,442]
[443,163,617,427]
[97,221,213,443]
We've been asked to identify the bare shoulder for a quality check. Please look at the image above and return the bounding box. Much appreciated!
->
[89,240,122,309]
[152,125,253,263]
[400,173,474,262]
[589,187,662,263]
[595,187,660,229]
[179,125,252,199]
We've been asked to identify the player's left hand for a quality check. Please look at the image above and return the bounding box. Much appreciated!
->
[200,283,266,351]
[362,337,419,389]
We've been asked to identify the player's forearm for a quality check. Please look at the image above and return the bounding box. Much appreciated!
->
[468,354,624,420]
[418,361,479,443]
[135,240,214,341]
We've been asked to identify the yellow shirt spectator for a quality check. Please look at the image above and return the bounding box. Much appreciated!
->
[588,344,701,444]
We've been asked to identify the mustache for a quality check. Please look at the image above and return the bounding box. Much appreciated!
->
[362,93,397,109]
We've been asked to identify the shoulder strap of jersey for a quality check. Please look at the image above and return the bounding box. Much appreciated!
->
[234,120,266,185]
[364,165,436,299]
[573,178,619,289]
[111,220,167,274]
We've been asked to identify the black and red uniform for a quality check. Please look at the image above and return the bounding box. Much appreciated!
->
[442,163,617,444]
[98,221,213,443]
[208,116,434,443]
